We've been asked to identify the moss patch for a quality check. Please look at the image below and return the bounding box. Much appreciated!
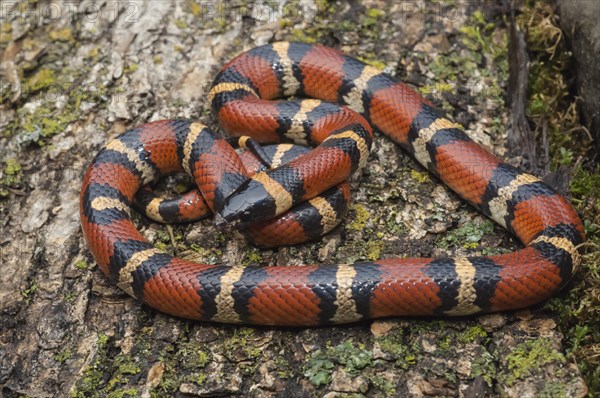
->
[512,3,600,394]
[376,326,423,370]
[437,220,494,250]
[26,68,56,93]
[222,327,262,363]
[53,348,73,364]
[49,27,74,43]
[369,374,396,396]
[6,45,109,144]
[471,351,497,387]
[502,339,565,385]
[424,9,508,116]
[346,204,370,231]
[74,260,88,271]
[303,341,374,387]
[0,158,23,197]
[516,3,591,165]
[71,333,112,398]
[546,164,600,395]
[21,283,37,304]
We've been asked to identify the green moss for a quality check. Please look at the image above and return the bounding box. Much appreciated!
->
[103,355,141,390]
[153,364,179,395]
[419,82,455,97]
[73,362,105,398]
[41,113,77,137]
[426,9,507,116]
[174,19,188,29]
[369,374,396,395]
[53,348,73,363]
[437,335,452,351]
[114,355,142,375]
[154,345,179,394]
[427,51,466,85]
[290,28,318,44]
[124,63,138,74]
[74,260,88,270]
[457,325,488,344]
[97,332,109,348]
[273,356,293,379]
[356,54,386,70]
[570,166,600,207]
[188,244,222,264]
[49,27,74,42]
[366,240,383,260]
[21,283,37,303]
[546,165,600,395]
[470,351,497,387]
[102,355,142,392]
[71,329,163,397]
[332,341,373,374]
[85,47,99,60]
[539,382,567,398]
[365,8,385,19]
[437,220,494,250]
[0,32,12,44]
[194,373,207,385]
[1,158,23,197]
[64,291,78,303]
[177,341,211,370]
[21,106,77,138]
[1,22,11,33]
[443,370,458,384]
[513,5,600,393]
[347,204,370,231]
[26,69,56,92]
[377,328,422,370]
[459,11,498,54]
[213,17,228,33]
[198,3,231,33]
[359,8,387,39]
[285,2,388,45]
[243,249,263,265]
[71,333,111,398]
[154,229,173,246]
[337,215,389,262]
[516,3,589,165]
[9,63,107,143]
[219,327,263,377]
[303,341,374,387]
[410,169,430,184]
[188,1,201,16]
[4,159,21,180]
[568,325,591,353]
[105,389,138,398]
[304,353,334,387]
[502,339,565,385]
[280,2,337,43]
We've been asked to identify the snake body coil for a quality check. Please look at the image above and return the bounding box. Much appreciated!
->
[80,42,585,325]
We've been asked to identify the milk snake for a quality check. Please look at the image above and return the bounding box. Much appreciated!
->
[80,42,585,325]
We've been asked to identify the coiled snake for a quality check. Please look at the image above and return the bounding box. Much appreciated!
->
[80,42,585,325]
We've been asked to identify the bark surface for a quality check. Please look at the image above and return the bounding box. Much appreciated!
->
[0,1,590,397]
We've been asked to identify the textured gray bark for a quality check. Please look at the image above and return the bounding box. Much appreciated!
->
[0,1,589,397]
[557,0,600,157]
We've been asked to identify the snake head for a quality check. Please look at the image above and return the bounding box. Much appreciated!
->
[212,212,237,231]
[213,176,278,230]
